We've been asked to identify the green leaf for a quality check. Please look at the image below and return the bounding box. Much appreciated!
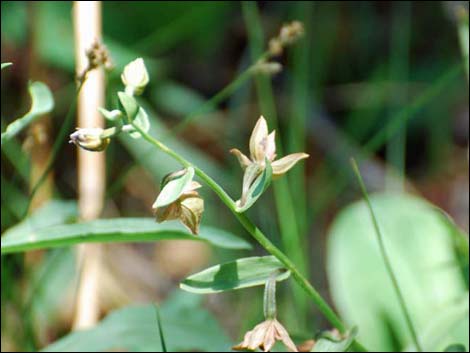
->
[1,200,78,239]
[97,108,123,122]
[327,194,469,351]
[1,81,54,145]
[129,107,151,138]
[444,344,467,352]
[403,296,469,352]
[41,290,232,352]
[180,255,290,294]
[235,161,272,213]
[118,91,139,121]
[312,327,358,352]
[1,62,12,70]
[1,218,252,254]
[153,167,195,208]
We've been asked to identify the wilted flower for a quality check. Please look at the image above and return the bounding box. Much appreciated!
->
[69,127,110,152]
[230,116,308,205]
[268,21,304,57]
[121,58,149,96]
[153,170,204,235]
[233,318,298,352]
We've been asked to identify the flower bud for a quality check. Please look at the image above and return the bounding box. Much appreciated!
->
[69,127,110,152]
[121,58,149,96]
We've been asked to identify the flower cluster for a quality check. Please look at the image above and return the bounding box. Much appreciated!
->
[70,57,150,152]
[153,169,204,235]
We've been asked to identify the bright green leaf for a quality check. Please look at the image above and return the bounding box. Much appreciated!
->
[327,194,469,351]
[1,200,78,240]
[1,81,54,145]
[235,161,272,213]
[1,217,251,254]
[312,327,358,352]
[153,167,195,208]
[129,107,150,138]
[1,62,12,70]
[180,255,290,294]
[118,91,139,121]
[41,291,232,352]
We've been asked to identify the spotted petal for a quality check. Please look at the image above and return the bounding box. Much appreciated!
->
[250,116,269,163]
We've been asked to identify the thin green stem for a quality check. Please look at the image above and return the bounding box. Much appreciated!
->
[164,68,252,138]
[131,122,368,351]
[350,158,423,352]
[22,80,85,219]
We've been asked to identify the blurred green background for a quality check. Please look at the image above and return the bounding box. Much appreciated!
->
[1,1,468,352]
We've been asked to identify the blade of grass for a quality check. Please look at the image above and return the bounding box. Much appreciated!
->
[350,158,423,352]
[22,80,84,219]
[386,1,411,192]
[242,0,309,329]
[153,304,167,352]
[312,63,462,218]
[287,1,313,237]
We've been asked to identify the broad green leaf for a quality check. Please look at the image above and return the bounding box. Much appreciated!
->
[1,199,78,238]
[129,107,151,138]
[118,91,139,121]
[41,290,232,352]
[327,194,469,352]
[1,81,54,145]
[444,344,467,352]
[180,255,290,294]
[153,167,195,208]
[404,296,469,352]
[1,218,251,254]
[1,62,12,70]
[235,161,272,213]
[312,328,358,352]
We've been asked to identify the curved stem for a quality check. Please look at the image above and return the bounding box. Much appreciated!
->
[133,124,368,352]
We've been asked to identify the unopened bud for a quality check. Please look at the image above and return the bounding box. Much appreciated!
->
[69,127,110,152]
[121,58,149,96]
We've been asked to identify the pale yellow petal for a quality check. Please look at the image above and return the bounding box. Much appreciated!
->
[230,148,252,170]
[250,115,269,163]
[271,153,309,177]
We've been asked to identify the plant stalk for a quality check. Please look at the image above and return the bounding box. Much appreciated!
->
[132,122,368,351]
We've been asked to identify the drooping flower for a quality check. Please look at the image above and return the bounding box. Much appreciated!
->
[230,116,309,206]
[121,58,149,96]
[69,127,110,152]
[233,318,298,352]
[152,169,204,235]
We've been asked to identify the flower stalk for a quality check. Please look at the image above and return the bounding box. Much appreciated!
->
[129,121,364,346]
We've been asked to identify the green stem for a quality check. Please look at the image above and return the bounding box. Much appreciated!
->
[350,158,423,352]
[133,123,368,351]
[163,53,270,139]
[22,80,85,219]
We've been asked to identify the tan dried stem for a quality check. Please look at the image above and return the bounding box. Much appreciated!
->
[72,0,106,330]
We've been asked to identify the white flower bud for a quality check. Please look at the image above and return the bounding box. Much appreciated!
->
[121,58,149,96]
